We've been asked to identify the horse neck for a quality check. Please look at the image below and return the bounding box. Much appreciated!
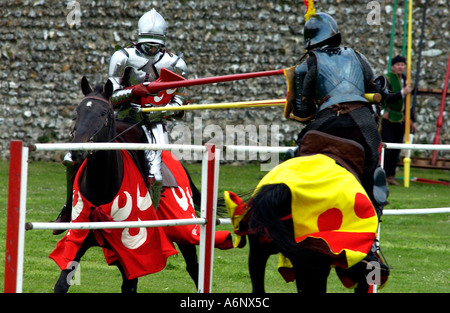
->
[81,149,124,207]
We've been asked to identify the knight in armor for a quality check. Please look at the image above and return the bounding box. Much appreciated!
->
[53,9,187,232]
[288,12,388,215]
[286,12,390,292]
[108,8,188,209]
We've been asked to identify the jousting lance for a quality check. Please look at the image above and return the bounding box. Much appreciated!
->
[142,98,286,112]
[143,68,285,94]
[140,94,381,113]
[140,68,381,113]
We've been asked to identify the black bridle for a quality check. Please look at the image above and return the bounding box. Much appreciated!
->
[71,95,141,147]
[71,96,115,147]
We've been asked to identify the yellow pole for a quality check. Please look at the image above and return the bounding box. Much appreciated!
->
[403,0,413,187]
[141,99,286,112]
[140,94,380,113]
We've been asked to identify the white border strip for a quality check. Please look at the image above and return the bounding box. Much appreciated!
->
[26,218,207,231]
[226,145,292,153]
[383,208,450,215]
[226,143,450,153]
[26,207,450,231]
[383,143,450,150]
[16,146,29,293]
[32,142,206,152]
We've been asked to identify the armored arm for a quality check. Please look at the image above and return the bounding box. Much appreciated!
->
[356,51,389,103]
[108,49,137,107]
[291,58,317,123]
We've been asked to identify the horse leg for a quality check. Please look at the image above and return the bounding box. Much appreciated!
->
[54,265,78,293]
[114,261,138,293]
[178,243,199,289]
[294,263,331,293]
[291,250,332,293]
[248,235,278,293]
[53,159,79,235]
[54,231,97,293]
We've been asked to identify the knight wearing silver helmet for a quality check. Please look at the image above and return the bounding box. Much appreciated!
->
[108,8,188,208]
[287,12,390,293]
[52,9,188,233]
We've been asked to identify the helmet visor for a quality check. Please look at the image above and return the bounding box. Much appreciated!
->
[139,42,162,56]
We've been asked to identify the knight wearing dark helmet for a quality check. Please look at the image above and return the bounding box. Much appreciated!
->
[284,10,390,292]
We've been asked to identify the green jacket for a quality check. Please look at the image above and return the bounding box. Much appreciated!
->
[384,71,405,123]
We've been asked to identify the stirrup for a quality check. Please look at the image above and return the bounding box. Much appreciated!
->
[148,176,163,210]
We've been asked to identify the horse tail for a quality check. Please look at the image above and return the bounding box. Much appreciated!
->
[247,183,298,254]
[216,189,253,218]
[183,164,250,218]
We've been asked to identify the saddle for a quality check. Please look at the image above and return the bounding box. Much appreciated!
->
[298,130,365,182]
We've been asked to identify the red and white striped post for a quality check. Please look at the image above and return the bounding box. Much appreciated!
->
[4,140,28,293]
[198,143,219,293]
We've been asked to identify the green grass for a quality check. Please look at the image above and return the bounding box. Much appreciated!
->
[0,159,449,293]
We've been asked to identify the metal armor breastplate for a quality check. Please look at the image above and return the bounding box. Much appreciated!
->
[127,49,185,85]
[114,47,187,106]
[313,48,367,111]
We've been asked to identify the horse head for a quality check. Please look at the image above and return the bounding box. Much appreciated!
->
[71,76,115,162]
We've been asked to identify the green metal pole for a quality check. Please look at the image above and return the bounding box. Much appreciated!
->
[402,0,409,57]
[388,0,398,73]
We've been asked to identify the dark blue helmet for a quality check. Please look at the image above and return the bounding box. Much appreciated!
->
[304,13,341,50]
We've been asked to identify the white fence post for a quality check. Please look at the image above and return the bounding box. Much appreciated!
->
[198,143,219,293]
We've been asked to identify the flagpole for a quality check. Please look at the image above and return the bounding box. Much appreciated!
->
[431,48,450,165]
[403,0,413,188]
[388,0,398,73]
[402,0,409,57]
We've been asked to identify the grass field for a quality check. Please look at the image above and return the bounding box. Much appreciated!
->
[0,158,449,293]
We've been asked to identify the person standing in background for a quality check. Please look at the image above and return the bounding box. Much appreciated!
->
[381,55,416,185]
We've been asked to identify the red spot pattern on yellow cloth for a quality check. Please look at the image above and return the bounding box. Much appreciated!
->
[317,208,343,232]
[354,192,376,219]
[255,154,379,269]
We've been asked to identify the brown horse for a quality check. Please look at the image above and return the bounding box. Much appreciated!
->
[52,77,217,292]
[226,131,389,293]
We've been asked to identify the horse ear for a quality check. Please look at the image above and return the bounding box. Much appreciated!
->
[104,79,114,100]
[81,76,93,96]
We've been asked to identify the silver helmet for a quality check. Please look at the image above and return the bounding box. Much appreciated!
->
[137,9,167,46]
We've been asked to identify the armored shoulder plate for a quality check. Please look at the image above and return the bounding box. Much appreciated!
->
[153,50,188,79]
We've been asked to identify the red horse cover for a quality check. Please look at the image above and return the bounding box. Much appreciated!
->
[49,151,178,280]
[50,150,232,280]
[158,151,233,250]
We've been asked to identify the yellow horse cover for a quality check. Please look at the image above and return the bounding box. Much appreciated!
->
[226,154,378,272]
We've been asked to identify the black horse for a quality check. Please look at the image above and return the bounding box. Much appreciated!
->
[53,77,204,293]
[226,131,389,293]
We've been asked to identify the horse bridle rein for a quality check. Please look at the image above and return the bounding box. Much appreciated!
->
[72,95,141,146]
[72,96,114,144]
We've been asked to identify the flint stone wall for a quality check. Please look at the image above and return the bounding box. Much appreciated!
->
[1,0,449,162]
